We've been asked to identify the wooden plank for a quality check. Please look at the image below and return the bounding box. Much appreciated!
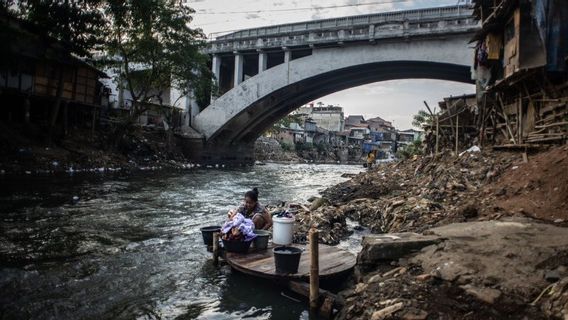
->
[534,121,568,129]
[225,243,356,281]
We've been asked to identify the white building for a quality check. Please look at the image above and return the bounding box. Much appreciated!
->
[99,63,192,129]
[296,104,345,132]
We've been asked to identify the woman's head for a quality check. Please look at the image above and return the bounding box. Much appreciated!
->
[244,187,259,210]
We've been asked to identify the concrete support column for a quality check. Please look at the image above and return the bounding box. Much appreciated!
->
[258,51,267,72]
[183,94,191,128]
[211,54,221,101]
[183,90,200,128]
[283,47,291,63]
[212,54,221,84]
[234,52,244,87]
[189,95,200,126]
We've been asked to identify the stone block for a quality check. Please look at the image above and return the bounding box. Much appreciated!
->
[357,233,443,266]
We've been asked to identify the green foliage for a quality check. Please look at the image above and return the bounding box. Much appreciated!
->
[14,0,106,57]
[315,142,329,153]
[103,0,211,118]
[396,139,423,159]
[265,113,304,135]
[412,109,434,129]
[295,142,313,152]
[279,141,293,151]
[10,0,214,128]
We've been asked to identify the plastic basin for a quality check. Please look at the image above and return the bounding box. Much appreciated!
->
[253,230,271,250]
[222,239,253,253]
[199,225,221,246]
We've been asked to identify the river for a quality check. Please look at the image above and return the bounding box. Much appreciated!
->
[0,163,365,320]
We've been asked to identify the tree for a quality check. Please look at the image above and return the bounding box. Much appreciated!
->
[103,0,213,131]
[412,109,434,129]
[264,113,305,136]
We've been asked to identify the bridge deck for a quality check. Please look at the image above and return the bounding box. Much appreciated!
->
[224,243,356,281]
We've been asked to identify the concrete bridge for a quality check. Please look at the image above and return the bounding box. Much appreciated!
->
[185,5,479,164]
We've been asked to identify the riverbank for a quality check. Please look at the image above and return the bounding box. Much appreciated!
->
[0,123,198,176]
[255,136,364,164]
[292,144,568,319]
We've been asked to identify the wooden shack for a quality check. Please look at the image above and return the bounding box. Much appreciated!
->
[0,14,107,130]
[472,0,568,146]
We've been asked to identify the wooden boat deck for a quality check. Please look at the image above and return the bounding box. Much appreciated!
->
[224,243,356,281]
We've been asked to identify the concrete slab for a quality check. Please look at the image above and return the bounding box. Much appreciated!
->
[357,233,443,266]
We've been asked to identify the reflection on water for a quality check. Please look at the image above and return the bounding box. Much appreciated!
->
[0,164,363,319]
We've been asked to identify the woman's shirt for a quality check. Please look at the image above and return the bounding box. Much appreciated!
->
[236,202,265,219]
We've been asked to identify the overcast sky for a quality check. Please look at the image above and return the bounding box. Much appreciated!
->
[189,0,475,130]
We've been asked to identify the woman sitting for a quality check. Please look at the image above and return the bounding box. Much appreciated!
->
[228,188,273,230]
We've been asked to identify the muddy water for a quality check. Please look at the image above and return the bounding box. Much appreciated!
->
[0,163,364,320]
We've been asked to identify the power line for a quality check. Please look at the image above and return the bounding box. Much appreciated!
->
[196,0,416,15]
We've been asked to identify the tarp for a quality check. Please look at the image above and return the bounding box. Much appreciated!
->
[533,0,568,72]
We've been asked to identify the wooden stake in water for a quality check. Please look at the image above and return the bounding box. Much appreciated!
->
[309,228,319,314]
[213,232,219,266]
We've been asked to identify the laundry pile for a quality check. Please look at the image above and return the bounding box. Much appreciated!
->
[221,213,257,241]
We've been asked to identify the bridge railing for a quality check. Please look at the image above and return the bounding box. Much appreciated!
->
[207,11,478,54]
[210,5,472,42]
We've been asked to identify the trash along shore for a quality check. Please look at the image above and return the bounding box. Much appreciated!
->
[288,145,568,319]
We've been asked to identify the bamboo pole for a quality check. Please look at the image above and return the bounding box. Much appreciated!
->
[455,113,459,156]
[213,232,219,266]
[435,115,439,156]
[423,101,434,116]
[497,94,517,144]
[309,228,319,314]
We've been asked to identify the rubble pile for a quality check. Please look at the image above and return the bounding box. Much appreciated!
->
[338,263,545,320]
[338,218,568,320]
[254,137,301,162]
[0,127,195,175]
[320,149,516,234]
[290,146,568,319]
[540,276,568,319]
[294,205,350,245]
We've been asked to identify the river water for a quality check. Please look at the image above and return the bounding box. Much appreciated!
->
[0,163,365,320]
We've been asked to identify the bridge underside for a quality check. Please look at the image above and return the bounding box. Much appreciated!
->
[209,60,473,147]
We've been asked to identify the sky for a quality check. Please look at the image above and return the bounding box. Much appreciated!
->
[189,0,475,130]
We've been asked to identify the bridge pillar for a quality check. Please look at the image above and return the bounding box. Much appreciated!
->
[283,47,291,63]
[368,25,375,42]
[234,52,244,87]
[187,89,200,126]
[211,54,221,100]
[258,50,267,72]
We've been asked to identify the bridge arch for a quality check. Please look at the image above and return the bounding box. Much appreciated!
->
[193,35,475,145]
[211,60,472,145]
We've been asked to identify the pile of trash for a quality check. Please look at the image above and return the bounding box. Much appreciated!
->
[317,148,517,235]
[294,204,351,245]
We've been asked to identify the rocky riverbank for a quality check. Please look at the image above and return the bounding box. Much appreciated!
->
[291,144,568,319]
[254,136,363,164]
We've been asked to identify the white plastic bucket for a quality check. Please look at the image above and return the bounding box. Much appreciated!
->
[272,216,295,245]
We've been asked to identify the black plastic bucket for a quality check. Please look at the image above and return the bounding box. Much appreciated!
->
[253,230,270,250]
[222,239,253,253]
[200,225,221,246]
[273,246,303,274]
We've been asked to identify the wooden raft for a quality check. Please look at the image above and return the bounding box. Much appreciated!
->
[224,243,356,280]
